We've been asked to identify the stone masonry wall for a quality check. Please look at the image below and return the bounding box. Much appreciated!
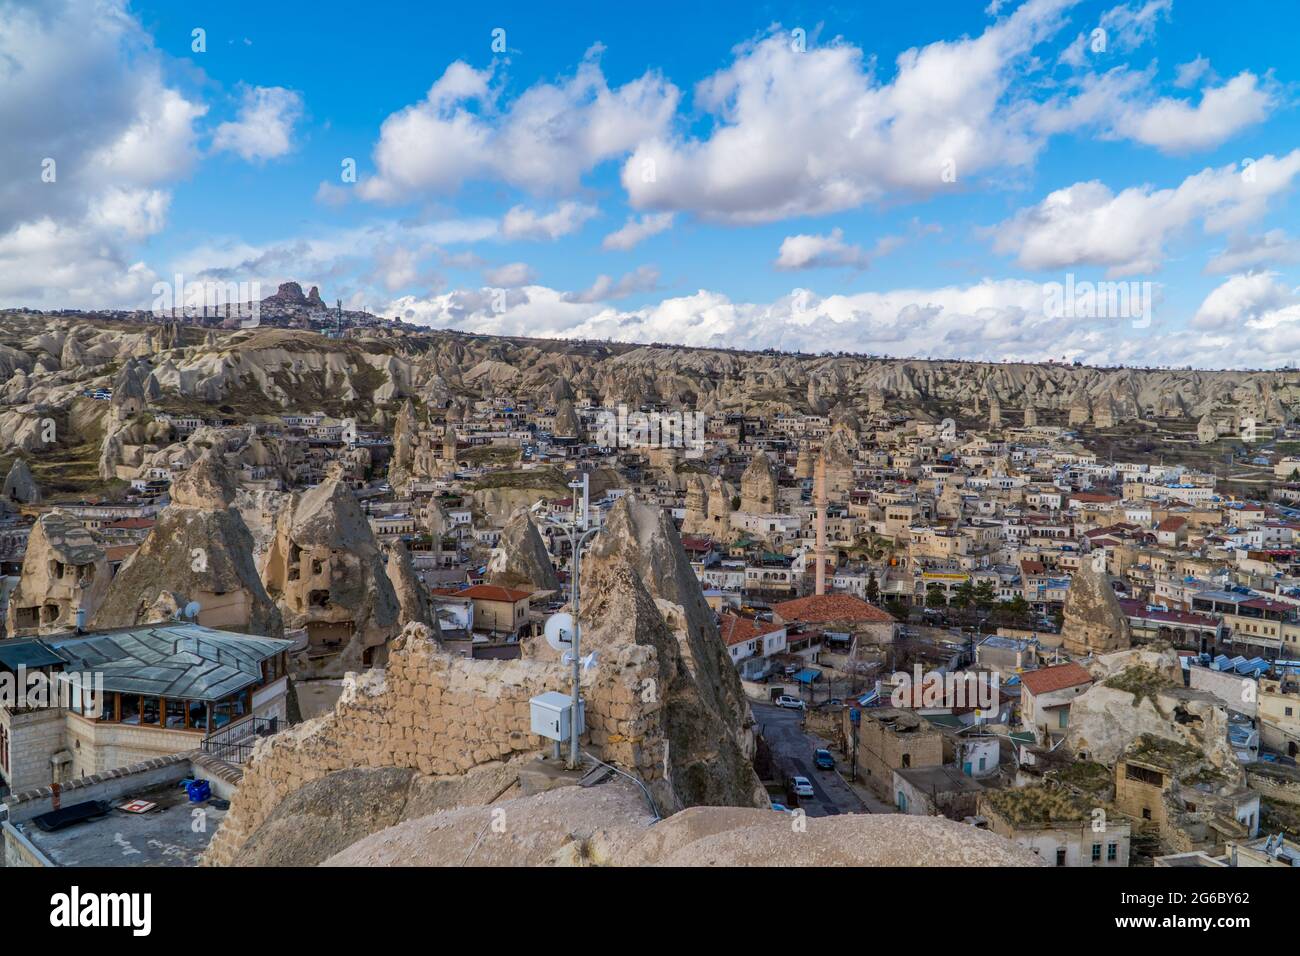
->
[203,633,666,866]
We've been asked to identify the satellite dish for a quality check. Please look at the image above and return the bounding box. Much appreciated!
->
[544,612,575,652]
[182,601,202,621]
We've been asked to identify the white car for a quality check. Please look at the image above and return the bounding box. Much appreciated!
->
[775,695,806,710]
[790,776,815,798]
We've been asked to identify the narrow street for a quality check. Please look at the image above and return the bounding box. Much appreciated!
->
[753,702,890,816]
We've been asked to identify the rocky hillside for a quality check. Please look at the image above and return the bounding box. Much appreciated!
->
[1,310,1297,493]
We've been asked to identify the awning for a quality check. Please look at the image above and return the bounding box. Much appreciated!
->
[793,668,822,683]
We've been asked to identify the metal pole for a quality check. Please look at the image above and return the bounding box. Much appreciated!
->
[569,526,582,770]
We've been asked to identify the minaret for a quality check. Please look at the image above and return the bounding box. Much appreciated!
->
[814,449,828,596]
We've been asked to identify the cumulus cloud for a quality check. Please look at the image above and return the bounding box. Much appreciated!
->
[987,151,1300,276]
[500,202,598,241]
[620,2,1073,223]
[1037,66,1277,154]
[1206,230,1300,274]
[0,0,206,306]
[212,86,305,162]
[601,212,674,250]
[774,228,913,271]
[563,266,660,303]
[167,216,497,307]
[1115,72,1275,153]
[484,262,536,287]
[383,276,1185,366]
[1192,272,1299,330]
[358,48,678,202]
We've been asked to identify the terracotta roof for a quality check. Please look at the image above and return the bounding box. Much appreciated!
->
[1156,516,1187,532]
[432,584,533,603]
[718,612,783,647]
[104,517,155,530]
[1020,662,1093,696]
[772,593,894,625]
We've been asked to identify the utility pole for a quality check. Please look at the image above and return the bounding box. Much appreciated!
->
[538,472,597,771]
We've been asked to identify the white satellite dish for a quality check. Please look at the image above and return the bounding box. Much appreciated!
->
[544,612,575,652]
[182,601,202,621]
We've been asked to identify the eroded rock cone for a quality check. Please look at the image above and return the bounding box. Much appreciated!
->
[1061,558,1131,657]
[262,478,402,676]
[6,512,110,635]
[94,452,283,636]
[486,509,560,592]
[574,495,766,810]
[2,457,39,505]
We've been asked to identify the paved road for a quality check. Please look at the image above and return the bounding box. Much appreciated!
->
[753,702,871,817]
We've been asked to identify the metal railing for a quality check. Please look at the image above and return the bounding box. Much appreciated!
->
[201,715,279,765]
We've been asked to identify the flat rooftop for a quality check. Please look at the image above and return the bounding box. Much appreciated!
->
[14,780,224,867]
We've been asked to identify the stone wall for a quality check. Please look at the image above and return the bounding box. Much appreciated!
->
[203,632,665,866]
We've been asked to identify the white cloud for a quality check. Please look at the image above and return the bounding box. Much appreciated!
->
[384,276,1173,366]
[1192,272,1299,330]
[359,48,678,202]
[602,212,674,251]
[1098,0,1172,51]
[621,2,1073,223]
[563,266,660,303]
[211,86,304,162]
[1206,230,1300,274]
[776,229,869,270]
[484,262,536,287]
[501,202,598,241]
[988,151,1300,276]
[1116,72,1275,153]
[0,0,205,307]
[1174,55,1212,89]
[1037,67,1276,155]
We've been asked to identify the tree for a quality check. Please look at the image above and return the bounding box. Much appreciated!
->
[926,584,947,608]
[866,571,881,605]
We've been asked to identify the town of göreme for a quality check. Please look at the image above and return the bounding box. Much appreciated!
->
[0,0,1294,937]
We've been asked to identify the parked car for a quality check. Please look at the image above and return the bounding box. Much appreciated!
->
[775,695,806,710]
[814,749,835,770]
[789,776,815,799]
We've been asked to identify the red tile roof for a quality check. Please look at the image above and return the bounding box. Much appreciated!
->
[432,584,533,603]
[719,613,784,647]
[772,593,894,625]
[1020,662,1093,696]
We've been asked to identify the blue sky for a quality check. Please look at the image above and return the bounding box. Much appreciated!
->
[3,0,1299,367]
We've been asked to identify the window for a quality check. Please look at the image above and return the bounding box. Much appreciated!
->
[120,694,141,725]
[1058,710,1069,729]
[1091,843,1101,861]
[1056,848,1067,866]
[166,699,187,729]
[189,700,208,731]
[1107,843,1118,861]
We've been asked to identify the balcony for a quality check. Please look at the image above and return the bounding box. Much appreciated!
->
[201,715,279,765]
